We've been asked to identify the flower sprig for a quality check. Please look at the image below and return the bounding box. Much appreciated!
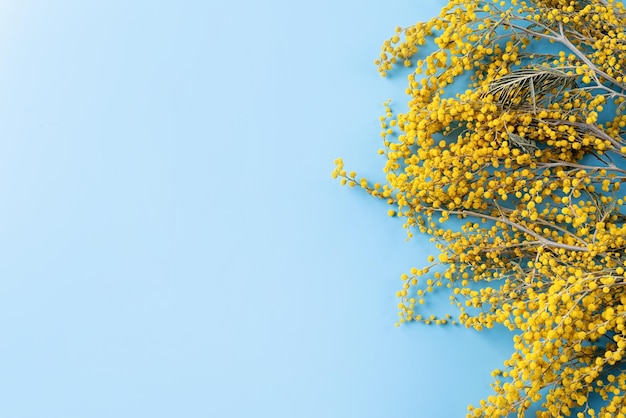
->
[334,0,626,416]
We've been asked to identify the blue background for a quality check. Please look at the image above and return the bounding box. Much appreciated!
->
[0,1,513,417]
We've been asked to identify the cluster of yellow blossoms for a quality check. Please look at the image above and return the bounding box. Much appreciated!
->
[334,0,626,416]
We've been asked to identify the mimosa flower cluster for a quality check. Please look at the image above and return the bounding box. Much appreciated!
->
[334,0,626,416]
